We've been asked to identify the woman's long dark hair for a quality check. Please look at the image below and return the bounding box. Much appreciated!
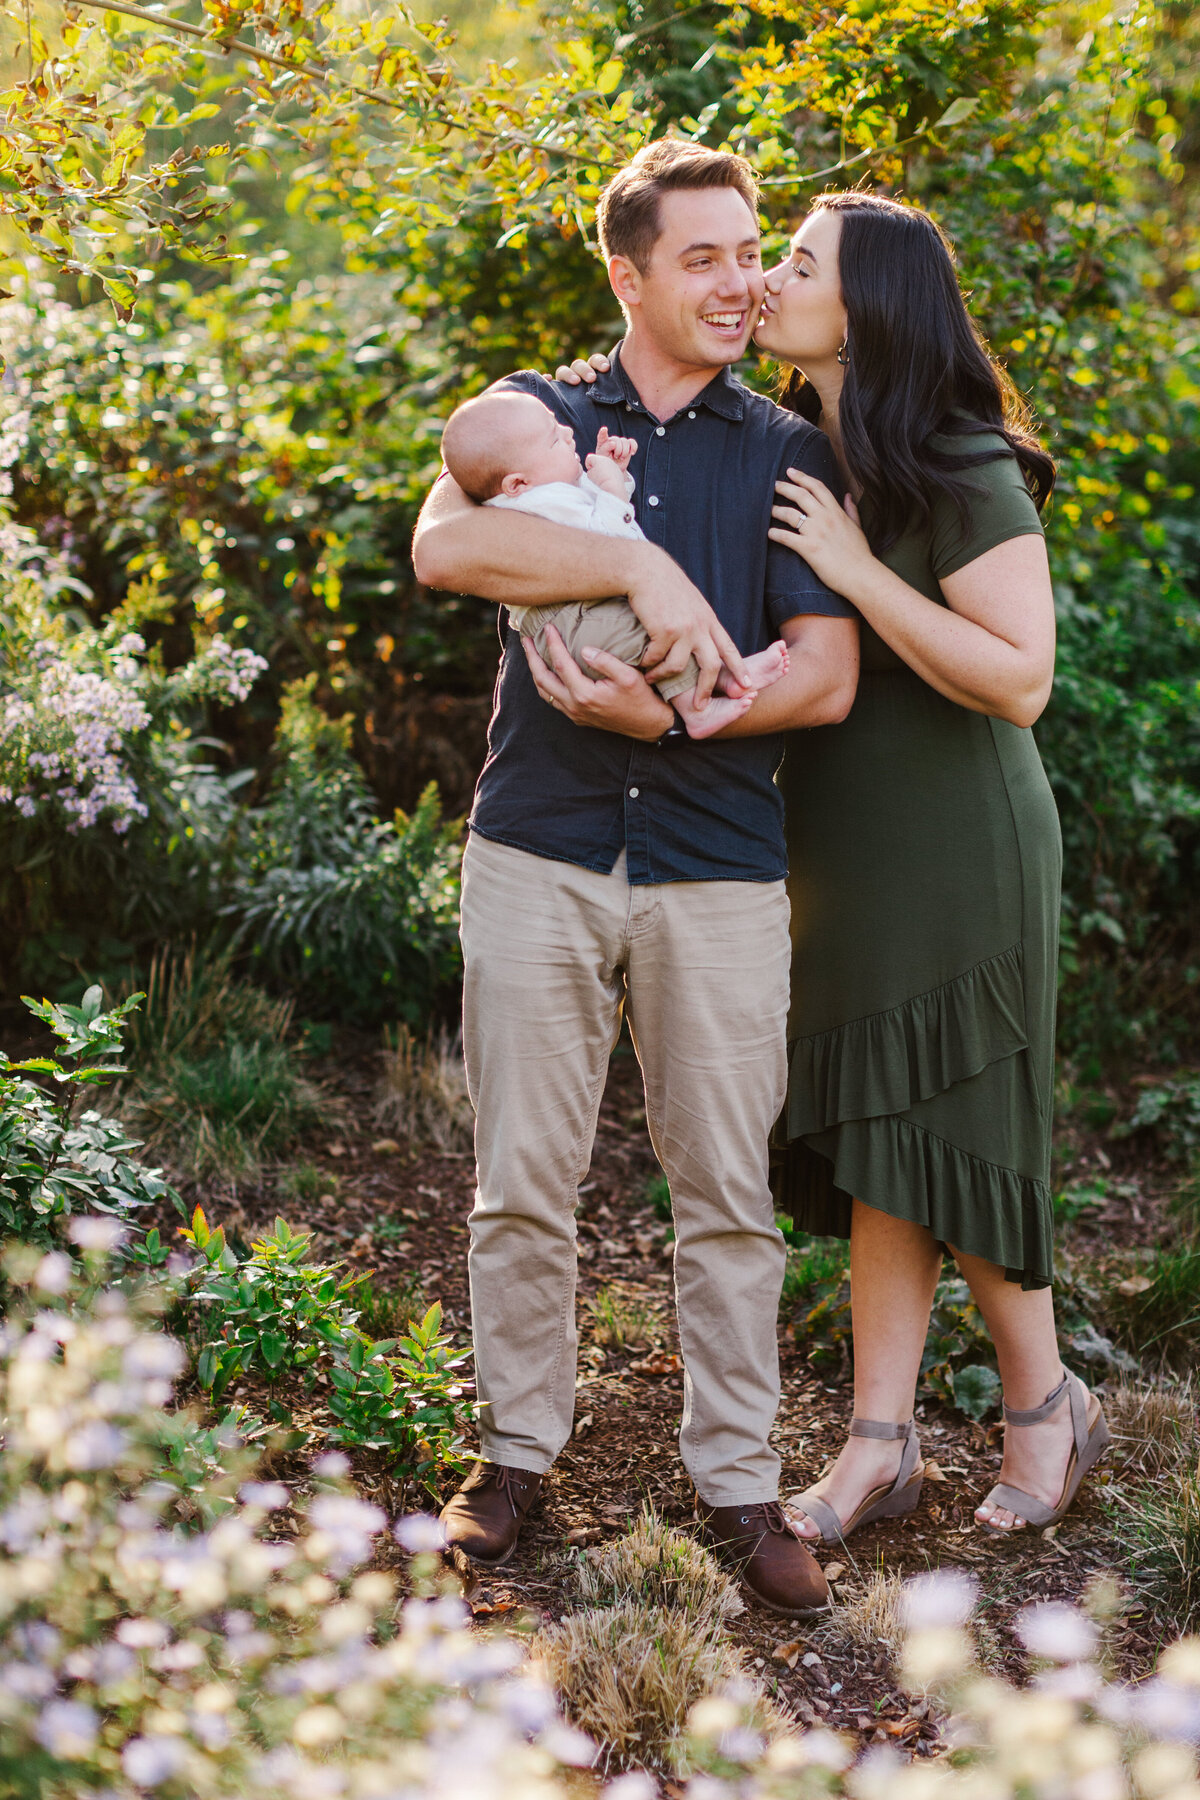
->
[778,191,1055,551]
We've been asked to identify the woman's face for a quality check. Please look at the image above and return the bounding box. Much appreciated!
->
[755,208,848,370]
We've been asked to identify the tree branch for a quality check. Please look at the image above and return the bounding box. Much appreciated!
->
[66,0,602,165]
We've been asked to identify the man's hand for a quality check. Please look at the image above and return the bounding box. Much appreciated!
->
[625,556,751,703]
[523,627,674,741]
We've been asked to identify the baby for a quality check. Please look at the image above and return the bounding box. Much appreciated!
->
[440,390,788,740]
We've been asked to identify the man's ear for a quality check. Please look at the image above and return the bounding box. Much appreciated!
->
[499,472,530,497]
[607,254,642,311]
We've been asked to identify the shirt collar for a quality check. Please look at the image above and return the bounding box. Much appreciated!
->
[589,340,747,423]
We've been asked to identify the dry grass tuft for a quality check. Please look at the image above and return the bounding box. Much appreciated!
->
[586,1284,664,1352]
[577,1508,743,1629]
[535,1598,784,1775]
[820,1569,1000,1670]
[1106,1373,1198,1475]
[375,1024,474,1153]
[819,1569,907,1655]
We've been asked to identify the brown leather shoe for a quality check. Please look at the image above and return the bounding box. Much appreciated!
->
[698,1499,830,1616]
[439,1462,544,1567]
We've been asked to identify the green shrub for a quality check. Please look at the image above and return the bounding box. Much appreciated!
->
[0,985,176,1260]
[179,1209,473,1496]
[1112,1073,1200,1162]
[180,1210,362,1402]
[228,677,464,1026]
[118,948,322,1179]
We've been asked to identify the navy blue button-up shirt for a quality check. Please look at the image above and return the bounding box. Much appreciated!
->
[468,344,855,884]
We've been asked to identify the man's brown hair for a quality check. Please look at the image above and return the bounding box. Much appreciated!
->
[596,138,760,273]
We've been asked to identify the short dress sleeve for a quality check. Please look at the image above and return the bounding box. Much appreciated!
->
[929,435,1045,583]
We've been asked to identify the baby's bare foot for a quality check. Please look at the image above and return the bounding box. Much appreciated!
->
[716,639,789,698]
[675,688,755,741]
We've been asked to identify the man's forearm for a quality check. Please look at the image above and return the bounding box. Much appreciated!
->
[414,499,648,605]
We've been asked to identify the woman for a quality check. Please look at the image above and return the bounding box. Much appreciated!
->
[561,191,1108,1539]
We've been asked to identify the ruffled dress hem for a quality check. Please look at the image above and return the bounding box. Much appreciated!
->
[772,1120,1053,1291]
[786,942,1027,1137]
[777,939,1052,1290]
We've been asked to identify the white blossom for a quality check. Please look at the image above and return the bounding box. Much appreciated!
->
[69,1216,130,1253]
[902,1569,980,1630]
[240,1481,290,1511]
[36,1699,98,1758]
[1015,1602,1100,1664]
[122,1733,188,1786]
[394,1511,448,1553]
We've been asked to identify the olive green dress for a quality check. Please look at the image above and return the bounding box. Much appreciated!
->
[775,435,1061,1290]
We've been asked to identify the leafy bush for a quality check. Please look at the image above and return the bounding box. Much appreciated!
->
[179,1209,473,1495]
[118,948,323,1180]
[228,677,464,1026]
[0,515,265,998]
[0,985,176,1259]
[1113,1073,1200,1163]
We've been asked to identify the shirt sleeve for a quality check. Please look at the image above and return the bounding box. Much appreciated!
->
[929,440,1045,581]
[765,425,858,628]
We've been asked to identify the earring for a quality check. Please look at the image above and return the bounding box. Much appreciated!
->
[836,339,850,366]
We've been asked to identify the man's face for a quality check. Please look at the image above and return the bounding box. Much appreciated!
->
[613,186,764,369]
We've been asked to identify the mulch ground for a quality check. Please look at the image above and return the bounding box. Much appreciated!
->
[177,1032,1176,1755]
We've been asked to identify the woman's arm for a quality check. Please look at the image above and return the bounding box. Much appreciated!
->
[769,471,1055,728]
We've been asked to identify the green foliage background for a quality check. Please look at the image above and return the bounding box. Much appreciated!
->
[1,0,1197,1061]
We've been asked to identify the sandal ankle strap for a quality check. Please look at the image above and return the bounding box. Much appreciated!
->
[1002,1372,1070,1427]
[850,1418,915,1440]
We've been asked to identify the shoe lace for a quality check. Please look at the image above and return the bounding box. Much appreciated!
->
[479,1464,529,1515]
[736,1500,790,1538]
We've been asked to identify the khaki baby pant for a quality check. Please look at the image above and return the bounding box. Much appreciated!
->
[515,598,700,703]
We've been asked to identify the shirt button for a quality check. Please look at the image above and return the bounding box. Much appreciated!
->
[687,410,696,419]
[628,787,640,799]
[648,496,659,507]
[655,425,665,436]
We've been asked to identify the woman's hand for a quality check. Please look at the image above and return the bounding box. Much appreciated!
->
[769,469,876,595]
[553,352,611,385]
[523,626,673,740]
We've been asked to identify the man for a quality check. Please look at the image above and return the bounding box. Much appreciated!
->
[412,139,859,1615]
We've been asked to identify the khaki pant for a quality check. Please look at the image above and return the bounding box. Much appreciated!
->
[516,598,701,704]
[459,832,790,1505]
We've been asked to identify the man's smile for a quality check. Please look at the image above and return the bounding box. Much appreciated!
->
[700,308,748,336]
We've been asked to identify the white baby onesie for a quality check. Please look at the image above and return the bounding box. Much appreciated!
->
[487,472,643,633]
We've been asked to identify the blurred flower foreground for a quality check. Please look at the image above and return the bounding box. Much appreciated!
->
[0,1233,1198,1800]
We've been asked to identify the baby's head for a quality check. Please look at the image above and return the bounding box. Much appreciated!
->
[441,391,582,502]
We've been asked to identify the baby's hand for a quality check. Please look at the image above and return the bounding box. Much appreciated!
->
[592,426,637,470]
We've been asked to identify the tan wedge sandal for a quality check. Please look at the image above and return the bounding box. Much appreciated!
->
[784,1418,925,1546]
[977,1370,1110,1534]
